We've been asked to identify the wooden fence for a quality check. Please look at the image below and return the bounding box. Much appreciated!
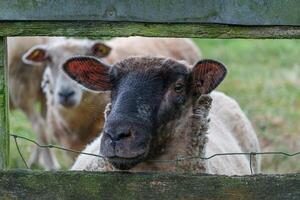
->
[0,0,299,199]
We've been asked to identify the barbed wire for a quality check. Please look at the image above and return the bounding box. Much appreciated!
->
[10,133,300,174]
[13,135,29,169]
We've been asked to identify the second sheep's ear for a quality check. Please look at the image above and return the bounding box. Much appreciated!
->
[191,59,227,95]
[62,56,113,92]
[91,42,112,58]
[22,45,49,65]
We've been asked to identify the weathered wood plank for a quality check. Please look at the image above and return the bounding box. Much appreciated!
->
[0,38,9,169]
[0,0,300,25]
[0,40,2,67]
[1,22,300,39]
[0,171,299,200]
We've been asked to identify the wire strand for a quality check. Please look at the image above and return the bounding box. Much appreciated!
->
[10,133,300,173]
[13,135,29,169]
[10,133,105,158]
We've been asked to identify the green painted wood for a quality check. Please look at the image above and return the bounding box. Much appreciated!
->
[0,38,9,169]
[1,22,300,39]
[0,171,299,200]
[0,0,300,25]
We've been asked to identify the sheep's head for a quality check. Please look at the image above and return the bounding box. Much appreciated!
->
[22,38,111,109]
[63,56,226,170]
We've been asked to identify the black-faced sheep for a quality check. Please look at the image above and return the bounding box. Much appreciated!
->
[22,37,202,167]
[64,56,260,175]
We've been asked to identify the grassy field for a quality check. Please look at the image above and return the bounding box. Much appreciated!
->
[9,39,300,173]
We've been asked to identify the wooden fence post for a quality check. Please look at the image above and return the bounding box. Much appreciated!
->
[0,37,9,169]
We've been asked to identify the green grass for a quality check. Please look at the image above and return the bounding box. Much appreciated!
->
[9,39,300,173]
[10,107,73,170]
[194,39,300,173]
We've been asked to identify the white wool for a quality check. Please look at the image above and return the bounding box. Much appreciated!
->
[106,37,201,65]
[71,92,260,175]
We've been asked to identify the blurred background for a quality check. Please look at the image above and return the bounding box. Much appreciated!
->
[9,38,300,173]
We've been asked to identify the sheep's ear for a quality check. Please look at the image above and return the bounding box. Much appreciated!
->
[191,59,227,95]
[22,45,49,65]
[91,42,112,58]
[62,56,112,92]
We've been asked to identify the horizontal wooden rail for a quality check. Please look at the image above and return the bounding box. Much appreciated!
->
[0,22,300,38]
[0,170,299,200]
[1,0,300,26]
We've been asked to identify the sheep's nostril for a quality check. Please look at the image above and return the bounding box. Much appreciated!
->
[67,91,75,97]
[106,129,133,141]
[118,130,132,140]
[59,90,75,99]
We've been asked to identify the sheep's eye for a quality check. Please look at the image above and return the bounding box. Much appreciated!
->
[98,47,106,54]
[174,83,185,93]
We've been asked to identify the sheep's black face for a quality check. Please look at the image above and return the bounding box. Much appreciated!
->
[62,56,227,170]
[102,64,190,169]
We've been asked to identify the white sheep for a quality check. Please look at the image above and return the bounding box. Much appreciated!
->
[8,37,59,170]
[22,37,112,159]
[64,56,260,175]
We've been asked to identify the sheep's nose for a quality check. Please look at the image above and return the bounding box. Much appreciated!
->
[58,89,77,107]
[58,90,75,100]
[106,129,133,142]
